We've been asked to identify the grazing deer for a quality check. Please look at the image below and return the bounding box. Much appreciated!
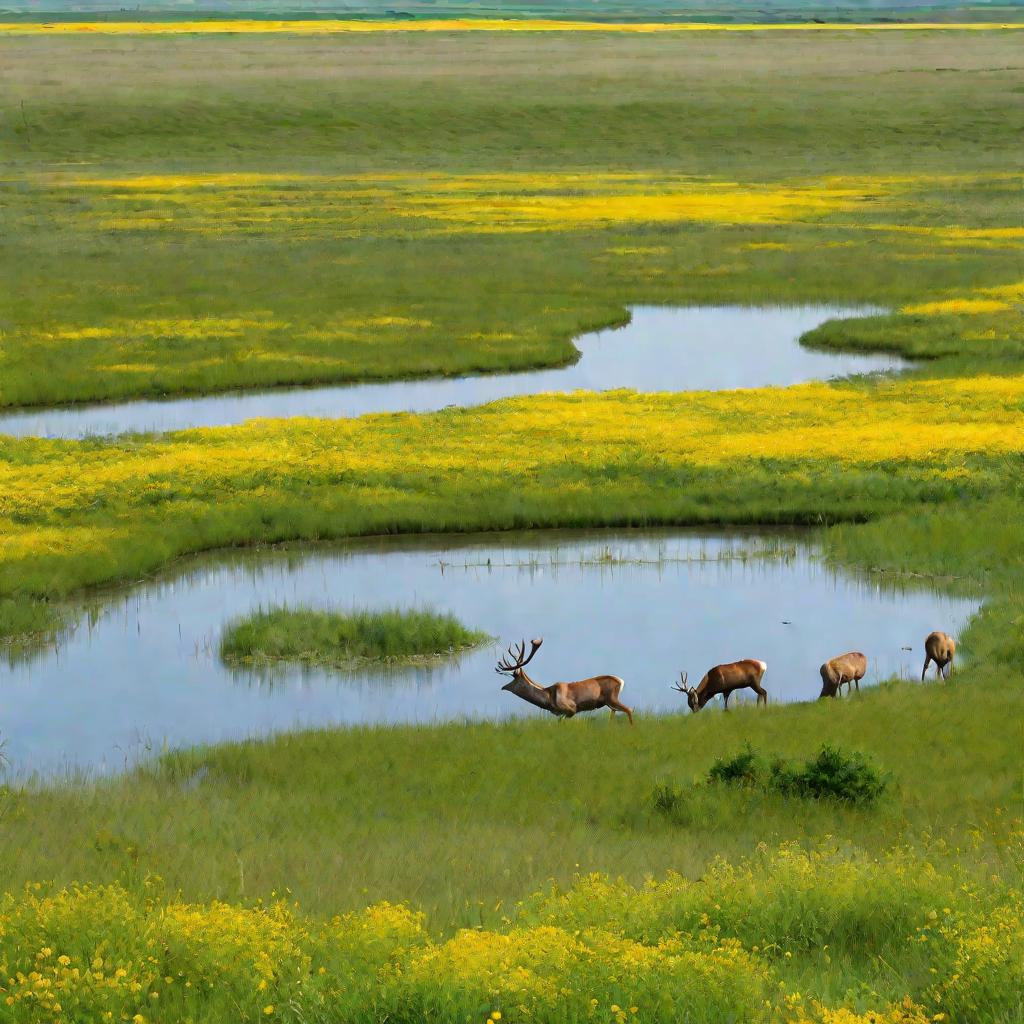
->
[496,638,633,724]
[672,660,768,712]
[922,631,956,680]
[819,651,868,699]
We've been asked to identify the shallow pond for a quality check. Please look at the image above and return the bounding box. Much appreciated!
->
[0,305,898,439]
[1,530,976,777]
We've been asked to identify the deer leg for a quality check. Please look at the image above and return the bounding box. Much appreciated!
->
[921,656,932,681]
[754,685,768,706]
[853,677,860,692]
[609,698,634,725]
[722,692,730,711]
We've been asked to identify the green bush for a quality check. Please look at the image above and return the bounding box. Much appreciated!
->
[702,744,888,805]
[707,744,763,787]
[770,745,889,805]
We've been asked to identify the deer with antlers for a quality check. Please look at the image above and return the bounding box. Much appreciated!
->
[496,638,633,724]
[672,660,768,712]
[922,631,956,680]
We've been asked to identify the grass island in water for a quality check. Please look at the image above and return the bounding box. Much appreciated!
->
[219,605,491,669]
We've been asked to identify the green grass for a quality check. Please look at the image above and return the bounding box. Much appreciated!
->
[0,660,1018,925]
[4,32,1023,173]
[219,604,490,668]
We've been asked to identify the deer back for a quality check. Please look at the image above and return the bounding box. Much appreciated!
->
[827,651,867,680]
[695,661,761,704]
[559,674,622,706]
[925,632,955,663]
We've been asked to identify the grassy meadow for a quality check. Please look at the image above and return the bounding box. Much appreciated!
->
[0,22,1023,1023]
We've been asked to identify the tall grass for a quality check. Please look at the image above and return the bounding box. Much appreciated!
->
[0,828,1019,1022]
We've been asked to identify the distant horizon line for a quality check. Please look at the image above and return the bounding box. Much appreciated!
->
[4,15,1024,32]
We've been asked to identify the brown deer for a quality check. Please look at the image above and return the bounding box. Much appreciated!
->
[819,651,868,699]
[496,638,633,724]
[922,631,956,680]
[672,660,768,712]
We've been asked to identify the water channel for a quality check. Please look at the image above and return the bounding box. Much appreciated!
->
[0,305,897,438]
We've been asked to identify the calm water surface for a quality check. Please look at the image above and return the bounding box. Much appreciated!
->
[2,530,975,777]
[0,305,897,439]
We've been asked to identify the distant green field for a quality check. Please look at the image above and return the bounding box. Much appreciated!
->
[2,30,1023,409]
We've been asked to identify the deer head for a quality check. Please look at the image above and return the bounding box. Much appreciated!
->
[496,637,543,685]
[671,671,698,712]
[496,638,552,711]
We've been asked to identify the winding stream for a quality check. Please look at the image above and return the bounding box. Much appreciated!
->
[0,305,897,438]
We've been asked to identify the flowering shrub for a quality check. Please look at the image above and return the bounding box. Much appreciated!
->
[929,897,1024,1021]
[0,843,1020,1022]
[521,843,968,960]
[381,926,769,1023]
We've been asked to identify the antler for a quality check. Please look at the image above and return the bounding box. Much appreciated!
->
[496,640,525,674]
[671,670,690,694]
[495,637,543,674]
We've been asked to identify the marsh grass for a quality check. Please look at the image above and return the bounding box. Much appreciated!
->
[436,538,799,571]
[219,604,491,669]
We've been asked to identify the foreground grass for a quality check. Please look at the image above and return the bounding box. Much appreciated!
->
[0,668,1020,1021]
[0,838,1020,1024]
[220,605,490,668]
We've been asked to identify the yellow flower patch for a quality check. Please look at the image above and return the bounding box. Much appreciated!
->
[3,19,1024,35]
[902,299,1013,316]
[40,171,890,238]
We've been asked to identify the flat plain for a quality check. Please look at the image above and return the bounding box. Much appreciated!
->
[0,24,1022,1024]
